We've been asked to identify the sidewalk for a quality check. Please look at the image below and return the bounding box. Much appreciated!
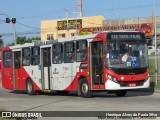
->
[155,89,160,93]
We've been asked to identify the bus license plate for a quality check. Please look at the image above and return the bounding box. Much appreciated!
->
[129,83,136,87]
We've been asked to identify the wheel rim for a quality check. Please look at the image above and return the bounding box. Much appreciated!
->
[27,82,32,93]
[81,83,88,94]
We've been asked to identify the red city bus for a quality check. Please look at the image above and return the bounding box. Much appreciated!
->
[1,31,150,98]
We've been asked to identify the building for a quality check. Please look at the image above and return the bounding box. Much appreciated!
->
[77,16,160,46]
[103,16,160,37]
[41,16,105,40]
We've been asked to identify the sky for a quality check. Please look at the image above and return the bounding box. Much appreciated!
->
[0,0,160,45]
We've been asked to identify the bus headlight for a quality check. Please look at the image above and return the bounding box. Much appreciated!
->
[107,74,112,79]
[145,74,149,81]
[107,74,118,83]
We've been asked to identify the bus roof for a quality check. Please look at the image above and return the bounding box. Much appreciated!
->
[4,34,97,50]
[4,30,142,50]
[58,34,97,42]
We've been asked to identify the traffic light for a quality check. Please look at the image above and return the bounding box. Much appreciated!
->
[6,18,11,23]
[12,18,16,24]
[6,18,16,24]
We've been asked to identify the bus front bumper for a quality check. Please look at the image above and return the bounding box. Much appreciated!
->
[105,77,150,90]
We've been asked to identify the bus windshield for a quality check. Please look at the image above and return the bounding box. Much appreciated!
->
[106,42,148,68]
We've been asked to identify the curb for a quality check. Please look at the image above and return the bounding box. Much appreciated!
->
[154,89,160,93]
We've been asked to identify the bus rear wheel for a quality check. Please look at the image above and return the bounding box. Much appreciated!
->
[115,90,127,97]
[79,79,92,98]
[26,79,36,95]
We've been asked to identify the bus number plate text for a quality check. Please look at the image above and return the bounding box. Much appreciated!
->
[129,83,136,87]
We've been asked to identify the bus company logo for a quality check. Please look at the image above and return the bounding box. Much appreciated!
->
[136,76,144,79]
[2,112,42,119]
[2,112,11,118]
[53,68,59,74]
[130,76,134,80]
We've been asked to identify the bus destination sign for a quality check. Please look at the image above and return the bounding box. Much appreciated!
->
[111,34,141,40]
[107,32,145,42]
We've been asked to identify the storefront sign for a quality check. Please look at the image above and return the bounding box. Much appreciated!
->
[57,19,82,30]
[79,23,153,36]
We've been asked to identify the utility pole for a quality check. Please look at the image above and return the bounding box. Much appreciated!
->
[56,27,58,39]
[0,14,16,45]
[65,7,69,38]
[76,19,78,35]
[79,0,82,17]
[154,0,158,85]
[118,0,121,27]
[76,0,83,17]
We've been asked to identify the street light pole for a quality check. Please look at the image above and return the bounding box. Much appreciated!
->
[0,13,17,45]
[65,8,69,38]
[154,0,158,85]
[118,0,121,27]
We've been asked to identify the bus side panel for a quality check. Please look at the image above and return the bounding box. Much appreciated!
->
[2,67,13,90]
[29,66,42,91]
[64,46,91,91]
[20,66,41,91]
[64,43,92,91]
[64,72,90,91]
[1,47,13,90]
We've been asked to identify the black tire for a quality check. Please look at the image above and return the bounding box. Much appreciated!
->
[26,79,36,95]
[56,91,69,95]
[115,90,127,97]
[36,91,42,95]
[79,79,92,98]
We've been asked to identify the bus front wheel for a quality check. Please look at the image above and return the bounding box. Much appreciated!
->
[115,90,127,97]
[79,79,92,98]
[26,79,36,95]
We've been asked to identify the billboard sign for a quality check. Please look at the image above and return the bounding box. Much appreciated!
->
[78,23,153,36]
[57,19,82,30]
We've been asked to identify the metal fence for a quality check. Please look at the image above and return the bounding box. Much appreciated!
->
[149,52,160,84]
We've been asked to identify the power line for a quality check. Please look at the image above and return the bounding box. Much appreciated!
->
[12,3,160,20]
[1,2,160,37]
[17,9,66,20]
[1,31,40,37]
[83,3,160,14]
[3,19,160,37]
[16,21,40,30]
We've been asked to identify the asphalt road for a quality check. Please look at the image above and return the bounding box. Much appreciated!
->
[0,84,160,120]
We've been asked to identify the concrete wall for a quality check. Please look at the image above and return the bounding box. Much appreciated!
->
[103,16,160,35]
[103,16,159,25]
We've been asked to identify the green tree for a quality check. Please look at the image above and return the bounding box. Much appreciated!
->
[7,36,41,46]
[7,42,14,46]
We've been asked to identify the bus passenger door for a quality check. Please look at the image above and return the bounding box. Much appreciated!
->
[41,48,51,90]
[90,42,104,89]
[13,51,21,90]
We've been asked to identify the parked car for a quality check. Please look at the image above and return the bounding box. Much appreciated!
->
[157,46,160,53]
[148,46,155,55]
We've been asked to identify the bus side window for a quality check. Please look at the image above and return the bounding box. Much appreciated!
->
[22,48,30,66]
[53,44,63,64]
[3,50,12,68]
[31,47,40,65]
[76,40,87,62]
[64,42,75,63]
